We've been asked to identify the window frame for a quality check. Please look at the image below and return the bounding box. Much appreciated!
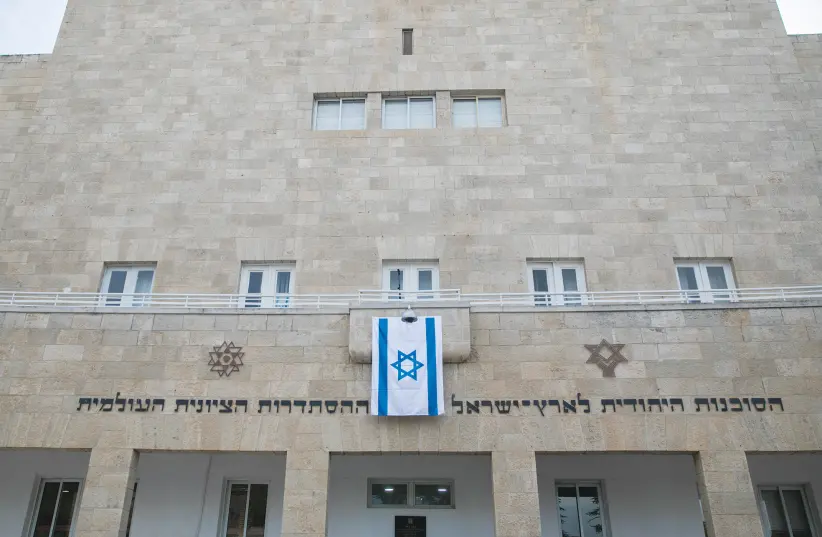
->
[758,485,820,537]
[555,481,609,537]
[451,96,504,128]
[218,480,271,537]
[526,261,587,306]
[313,98,367,131]
[381,262,440,300]
[239,263,294,308]
[26,478,84,537]
[381,96,436,129]
[99,264,156,307]
[674,260,736,304]
[367,478,455,509]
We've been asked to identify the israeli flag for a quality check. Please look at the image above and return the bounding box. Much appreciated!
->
[371,316,444,416]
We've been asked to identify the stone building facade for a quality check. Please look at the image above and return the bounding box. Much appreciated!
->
[0,0,821,536]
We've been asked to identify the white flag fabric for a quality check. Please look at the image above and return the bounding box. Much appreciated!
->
[371,316,444,416]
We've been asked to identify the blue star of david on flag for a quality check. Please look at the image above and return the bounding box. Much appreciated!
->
[390,350,425,381]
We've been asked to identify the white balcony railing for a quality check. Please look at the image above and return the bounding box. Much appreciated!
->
[0,286,820,310]
[465,285,822,306]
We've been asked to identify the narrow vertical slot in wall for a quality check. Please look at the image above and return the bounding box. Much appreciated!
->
[402,29,413,55]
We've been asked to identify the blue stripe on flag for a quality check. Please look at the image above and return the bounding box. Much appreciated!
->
[378,318,388,416]
[426,317,438,416]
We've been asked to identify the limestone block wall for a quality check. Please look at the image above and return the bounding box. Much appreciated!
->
[0,54,48,250]
[0,303,818,537]
[0,303,819,453]
[0,0,822,293]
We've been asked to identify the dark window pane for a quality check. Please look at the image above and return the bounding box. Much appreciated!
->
[390,269,403,291]
[561,269,579,292]
[275,272,291,294]
[246,484,268,537]
[133,270,154,306]
[783,489,812,537]
[225,483,249,537]
[107,271,127,293]
[533,269,550,306]
[677,266,701,303]
[275,272,291,307]
[51,481,80,537]
[245,272,263,308]
[371,483,408,506]
[418,270,433,291]
[562,268,581,305]
[705,266,728,290]
[557,486,581,537]
[33,482,61,537]
[578,486,604,537]
[706,266,730,301]
[414,483,452,506]
[389,269,403,299]
[762,489,789,537]
[247,272,263,294]
[677,267,699,290]
[105,270,127,306]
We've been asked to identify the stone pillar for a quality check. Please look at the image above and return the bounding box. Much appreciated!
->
[281,449,330,537]
[492,449,542,537]
[695,450,765,537]
[74,448,138,537]
[366,92,382,130]
[436,90,451,128]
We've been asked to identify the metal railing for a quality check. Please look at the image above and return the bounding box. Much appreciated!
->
[0,289,461,309]
[464,285,822,306]
[0,286,819,310]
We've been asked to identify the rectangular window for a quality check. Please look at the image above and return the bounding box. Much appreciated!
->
[383,97,435,129]
[527,261,586,306]
[100,265,155,307]
[221,482,269,537]
[368,479,454,508]
[28,479,82,537]
[382,262,439,300]
[452,96,504,128]
[239,264,294,308]
[556,482,607,537]
[402,29,413,55]
[760,486,818,537]
[675,260,735,303]
[314,98,366,130]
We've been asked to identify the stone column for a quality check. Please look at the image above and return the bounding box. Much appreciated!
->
[436,90,451,128]
[492,449,542,537]
[366,92,382,130]
[74,448,139,537]
[695,450,765,537]
[281,449,330,537]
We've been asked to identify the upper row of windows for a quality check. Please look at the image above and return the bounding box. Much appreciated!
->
[99,259,736,307]
[313,96,504,131]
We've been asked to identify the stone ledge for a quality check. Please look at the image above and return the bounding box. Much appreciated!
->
[348,303,471,363]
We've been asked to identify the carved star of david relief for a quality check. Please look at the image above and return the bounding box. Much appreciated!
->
[208,341,245,377]
[585,339,627,378]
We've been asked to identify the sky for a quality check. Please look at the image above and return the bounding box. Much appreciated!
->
[0,0,68,55]
[0,0,820,55]
[776,0,822,34]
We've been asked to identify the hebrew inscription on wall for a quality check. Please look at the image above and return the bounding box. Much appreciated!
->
[75,393,785,415]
